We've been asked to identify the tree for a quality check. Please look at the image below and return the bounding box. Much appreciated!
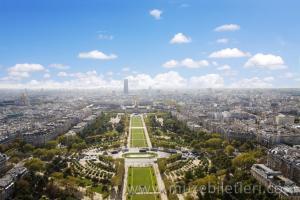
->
[205,138,223,149]
[23,144,35,153]
[14,179,32,199]
[25,158,45,172]
[225,145,235,156]
[45,140,58,149]
[232,153,256,170]
[184,170,193,183]
[115,122,124,134]
[157,158,167,173]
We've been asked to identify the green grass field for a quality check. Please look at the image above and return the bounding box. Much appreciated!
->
[127,167,158,194]
[131,116,143,127]
[128,194,160,200]
[130,128,147,147]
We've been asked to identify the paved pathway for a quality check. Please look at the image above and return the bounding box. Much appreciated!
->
[122,163,129,200]
[127,115,132,147]
[153,163,168,200]
[141,114,152,148]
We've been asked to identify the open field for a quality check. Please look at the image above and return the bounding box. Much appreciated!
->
[128,194,160,200]
[131,128,147,147]
[127,167,158,193]
[131,116,143,127]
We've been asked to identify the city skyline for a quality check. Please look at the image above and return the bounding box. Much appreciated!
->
[0,0,300,90]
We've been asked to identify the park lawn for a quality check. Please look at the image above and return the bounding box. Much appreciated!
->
[128,194,160,200]
[131,116,143,127]
[131,139,147,147]
[131,128,147,147]
[131,128,145,140]
[127,167,158,193]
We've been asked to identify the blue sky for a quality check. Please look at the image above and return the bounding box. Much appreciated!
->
[0,0,299,89]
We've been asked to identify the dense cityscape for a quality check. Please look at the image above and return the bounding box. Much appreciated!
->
[0,83,299,199]
[1,0,300,199]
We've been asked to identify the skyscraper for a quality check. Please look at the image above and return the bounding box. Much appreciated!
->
[124,79,129,94]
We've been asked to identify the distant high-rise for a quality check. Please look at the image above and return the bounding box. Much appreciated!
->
[124,79,129,94]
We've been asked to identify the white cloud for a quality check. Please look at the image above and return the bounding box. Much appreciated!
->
[216,38,229,44]
[230,77,273,88]
[189,74,224,88]
[217,65,231,71]
[244,53,287,70]
[281,72,294,78]
[106,71,114,76]
[57,72,68,77]
[122,67,130,72]
[149,9,162,20]
[216,65,237,76]
[7,63,45,79]
[209,48,250,58]
[43,73,51,79]
[49,63,70,70]
[181,58,209,68]
[98,34,114,40]
[162,60,179,68]
[263,76,274,82]
[78,50,117,60]
[0,70,226,89]
[170,33,191,44]
[127,71,186,89]
[212,61,219,66]
[214,24,240,32]
[162,58,209,69]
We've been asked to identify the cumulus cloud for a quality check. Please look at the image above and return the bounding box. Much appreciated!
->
[217,65,231,71]
[0,70,227,90]
[170,33,191,44]
[162,60,179,68]
[189,74,224,88]
[162,58,209,69]
[244,53,287,70]
[280,72,294,78]
[216,38,229,44]
[209,48,250,58]
[7,63,45,79]
[181,58,209,68]
[57,72,68,77]
[149,9,162,20]
[49,63,70,70]
[127,71,186,89]
[216,65,237,76]
[214,24,240,32]
[43,73,51,79]
[78,50,117,60]
[230,77,273,88]
[212,61,219,66]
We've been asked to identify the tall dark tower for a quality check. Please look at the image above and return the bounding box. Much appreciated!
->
[124,79,129,95]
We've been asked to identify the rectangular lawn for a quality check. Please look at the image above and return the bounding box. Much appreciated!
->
[127,167,158,193]
[131,116,143,127]
[128,194,160,200]
[131,128,145,140]
[131,128,147,147]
